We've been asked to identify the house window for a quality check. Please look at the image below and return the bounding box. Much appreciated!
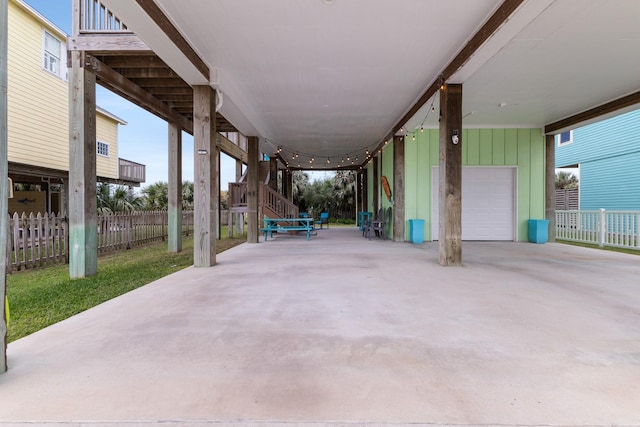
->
[97,141,110,157]
[556,130,573,147]
[43,30,66,80]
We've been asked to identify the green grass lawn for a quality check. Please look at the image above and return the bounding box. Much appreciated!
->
[6,231,245,343]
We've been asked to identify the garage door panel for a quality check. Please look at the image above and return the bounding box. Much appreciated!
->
[432,167,515,241]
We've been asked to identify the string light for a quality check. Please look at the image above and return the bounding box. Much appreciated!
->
[259,140,379,169]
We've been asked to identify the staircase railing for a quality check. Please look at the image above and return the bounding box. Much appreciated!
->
[228,182,247,213]
[260,184,298,220]
[228,182,298,225]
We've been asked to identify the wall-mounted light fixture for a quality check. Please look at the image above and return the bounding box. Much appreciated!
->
[197,149,208,155]
[452,130,459,145]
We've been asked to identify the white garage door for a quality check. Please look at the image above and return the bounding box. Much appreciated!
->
[432,167,516,241]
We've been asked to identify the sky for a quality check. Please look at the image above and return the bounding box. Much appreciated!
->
[21,0,243,190]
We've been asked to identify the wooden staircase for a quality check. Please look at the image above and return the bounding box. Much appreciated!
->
[228,161,299,226]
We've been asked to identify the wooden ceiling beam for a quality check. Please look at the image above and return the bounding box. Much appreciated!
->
[217,133,247,163]
[86,55,193,134]
[132,77,188,87]
[146,86,192,95]
[97,55,168,68]
[120,68,182,79]
[545,90,640,135]
[68,34,150,52]
[154,94,193,102]
[135,0,209,81]
[390,0,525,136]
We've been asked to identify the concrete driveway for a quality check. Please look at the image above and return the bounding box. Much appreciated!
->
[1,227,639,426]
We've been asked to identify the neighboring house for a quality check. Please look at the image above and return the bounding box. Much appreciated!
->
[6,0,145,215]
[370,128,545,242]
[555,108,640,211]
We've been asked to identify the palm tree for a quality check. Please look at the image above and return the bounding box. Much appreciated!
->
[333,171,356,215]
[141,182,168,210]
[96,183,142,213]
[292,171,310,205]
[141,181,198,210]
[555,171,579,189]
[182,181,194,210]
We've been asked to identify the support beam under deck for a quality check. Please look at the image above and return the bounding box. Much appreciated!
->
[393,135,405,242]
[247,137,259,244]
[193,86,217,267]
[545,134,556,242]
[68,51,98,278]
[1,0,9,374]
[438,84,463,266]
[168,121,182,252]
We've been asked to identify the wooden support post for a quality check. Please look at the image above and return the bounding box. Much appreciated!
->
[193,86,217,267]
[438,83,463,266]
[373,157,379,214]
[285,169,293,202]
[362,170,368,213]
[168,121,182,252]
[1,0,9,374]
[393,135,405,241]
[247,136,259,243]
[216,149,221,240]
[235,159,243,235]
[545,134,556,242]
[269,157,278,191]
[68,50,98,278]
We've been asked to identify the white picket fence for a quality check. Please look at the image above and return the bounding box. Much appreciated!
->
[556,209,640,250]
[6,211,194,272]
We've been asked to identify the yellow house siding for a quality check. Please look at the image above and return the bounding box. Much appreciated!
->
[96,113,119,180]
[7,0,69,172]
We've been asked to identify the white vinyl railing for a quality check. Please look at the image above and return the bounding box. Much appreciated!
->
[556,209,640,250]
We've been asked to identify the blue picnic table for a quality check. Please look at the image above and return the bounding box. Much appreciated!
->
[261,217,316,241]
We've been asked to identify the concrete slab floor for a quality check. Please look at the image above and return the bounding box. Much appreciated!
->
[0,227,639,426]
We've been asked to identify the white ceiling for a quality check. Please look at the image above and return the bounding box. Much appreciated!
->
[102,0,640,169]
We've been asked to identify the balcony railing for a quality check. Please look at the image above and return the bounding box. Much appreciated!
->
[79,0,132,33]
[118,158,146,184]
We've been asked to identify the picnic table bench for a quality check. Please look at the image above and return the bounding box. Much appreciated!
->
[261,217,315,241]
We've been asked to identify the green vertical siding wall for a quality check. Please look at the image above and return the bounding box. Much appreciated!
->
[370,128,545,241]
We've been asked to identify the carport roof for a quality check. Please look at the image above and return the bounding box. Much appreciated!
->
[98,0,640,169]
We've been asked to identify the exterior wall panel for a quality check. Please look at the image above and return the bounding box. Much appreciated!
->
[399,127,545,242]
[7,0,68,171]
[95,113,120,179]
[556,109,640,168]
[556,108,640,211]
[8,0,123,182]
[580,152,640,210]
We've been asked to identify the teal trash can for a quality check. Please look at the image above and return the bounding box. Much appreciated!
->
[358,211,372,231]
[409,219,425,244]
[528,219,550,244]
